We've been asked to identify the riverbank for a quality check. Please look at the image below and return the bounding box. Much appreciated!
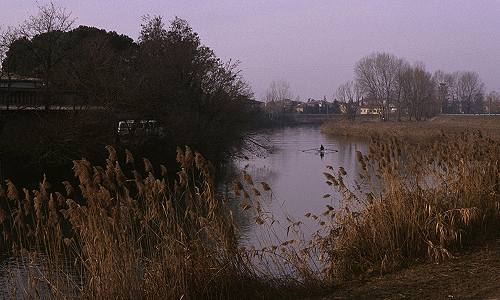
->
[0,127,498,299]
[319,238,500,299]
[318,115,500,299]
[321,115,500,141]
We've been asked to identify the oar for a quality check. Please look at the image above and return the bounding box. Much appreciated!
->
[300,148,319,152]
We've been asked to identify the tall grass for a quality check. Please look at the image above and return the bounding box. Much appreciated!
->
[321,115,500,141]
[0,131,498,298]
[318,132,499,280]
[1,146,286,299]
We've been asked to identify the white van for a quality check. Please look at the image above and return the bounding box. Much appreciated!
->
[117,120,162,136]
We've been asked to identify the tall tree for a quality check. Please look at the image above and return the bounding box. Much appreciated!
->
[4,2,75,108]
[127,15,254,157]
[264,80,292,102]
[336,80,362,120]
[456,71,484,114]
[433,70,455,114]
[405,63,436,120]
[486,91,500,114]
[0,26,20,79]
[355,52,403,121]
[263,80,293,119]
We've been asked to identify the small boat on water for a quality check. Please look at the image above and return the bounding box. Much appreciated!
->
[301,147,338,154]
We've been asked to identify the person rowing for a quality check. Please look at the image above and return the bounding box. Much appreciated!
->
[319,145,325,159]
[300,146,337,154]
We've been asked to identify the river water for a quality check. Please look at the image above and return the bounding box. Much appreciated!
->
[221,125,369,246]
[0,125,369,296]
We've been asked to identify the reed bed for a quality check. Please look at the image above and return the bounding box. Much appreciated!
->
[0,146,292,299]
[321,115,500,142]
[0,130,498,298]
[317,131,500,280]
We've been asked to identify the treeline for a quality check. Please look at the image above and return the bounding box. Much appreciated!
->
[336,52,496,121]
[0,4,258,181]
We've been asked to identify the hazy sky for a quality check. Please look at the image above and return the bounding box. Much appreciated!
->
[2,0,500,99]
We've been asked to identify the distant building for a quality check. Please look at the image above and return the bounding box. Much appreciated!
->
[359,107,381,115]
[246,99,265,110]
[303,98,336,114]
[295,102,306,113]
[339,102,348,114]
[0,74,104,111]
[264,98,301,114]
[0,75,44,109]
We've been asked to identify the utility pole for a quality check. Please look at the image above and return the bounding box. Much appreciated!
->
[489,95,492,115]
[323,95,328,115]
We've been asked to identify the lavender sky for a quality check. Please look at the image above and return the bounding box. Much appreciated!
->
[2,0,500,100]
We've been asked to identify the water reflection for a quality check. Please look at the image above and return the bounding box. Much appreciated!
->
[0,125,370,292]
[222,125,369,246]
[0,253,82,299]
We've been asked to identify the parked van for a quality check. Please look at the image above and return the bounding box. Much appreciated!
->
[117,119,162,136]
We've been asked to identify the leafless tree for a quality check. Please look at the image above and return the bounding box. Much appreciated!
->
[263,80,293,119]
[486,91,500,114]
[264,80,292,102]
[0,26,20,79]
[456,71,484,114]
[18,2,75,107]
[432,70,459,114]
[393,60,411,121]
[19,2,74,38]
[336,80,363,120]
[404,63,436,120]
[355,52,404,121]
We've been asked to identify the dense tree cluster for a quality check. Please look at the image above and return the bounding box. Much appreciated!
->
[0,4,257,181]
[337,52,491,121]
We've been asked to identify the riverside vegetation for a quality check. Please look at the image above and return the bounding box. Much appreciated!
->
[321,115,500,142]
[0,129,498,299]
[1,7,262,184]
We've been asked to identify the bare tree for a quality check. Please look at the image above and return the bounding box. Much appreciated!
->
[456,71,484,114]
[264,80,292,102]
[355,52,403,121]
[432,70,458,114]
[399,63,436,120]
[20,2,74,38]
[486,91,500,114]
[17,2,75,108]
[394,60,411,121]
[263,80,293,120]
[336,80,363,120]
[0,26,20,78]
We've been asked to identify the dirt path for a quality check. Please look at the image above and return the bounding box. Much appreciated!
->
[321,239,500,299]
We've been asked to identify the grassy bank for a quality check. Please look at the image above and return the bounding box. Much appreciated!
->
[321,115,500,141]
[320,132,499,281]
[0,130,498,298]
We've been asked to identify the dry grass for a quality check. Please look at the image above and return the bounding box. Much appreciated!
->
[0,146,301,299]
[0,130,498,298]
[231,129,499,286]
[321,115,500,141]
[316,132,500,281]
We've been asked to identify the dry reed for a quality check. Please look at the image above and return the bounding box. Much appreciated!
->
[0,130,498,298]
[317,132,500,280]
[0,146,289,299]
[321,115,500,142]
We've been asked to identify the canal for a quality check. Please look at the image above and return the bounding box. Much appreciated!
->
[221,125,369,246]
[0,124,370,296]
